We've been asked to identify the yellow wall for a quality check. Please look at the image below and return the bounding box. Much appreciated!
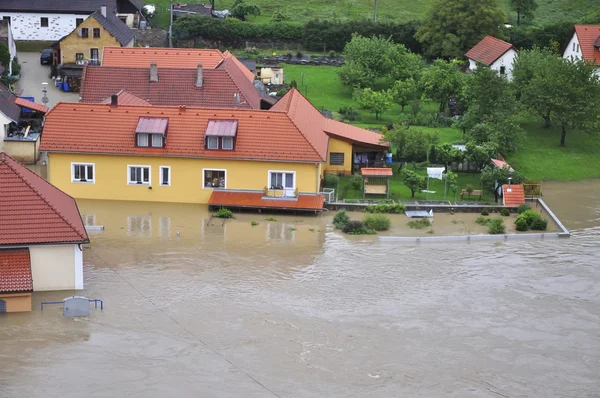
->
[60,17,132,64]
[4,139,39,164]
[0,293,32,312]
[30,245,79,291]
[323,137,353,175]
[48,153,322,204]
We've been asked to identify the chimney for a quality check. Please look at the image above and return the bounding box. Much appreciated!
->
[196,64,203,87]
[150,63,158,82]
[100,5,107,17]
[110,93,118,107]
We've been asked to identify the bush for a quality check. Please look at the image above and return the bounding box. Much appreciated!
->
[363,214,391,231]
[265,216,277,221]
[323,173,339,188]
[480,209,489,216]
[407,218,431,229]
[341,220,375,235]
[251,221,259,226]
[517,210,540,226]
[518,203,531,214]
[338,106,359,121]
[350,174,363,191]
[465,184,474,194]
[365,203,406,214]
[530,217,548,231]
[333,209,350,229]
[515,217,529,231]
[215,208,233,218]
[488,218,506,234]
[328,50,336,57]
[500,208,510,217]
[476,216,491,226]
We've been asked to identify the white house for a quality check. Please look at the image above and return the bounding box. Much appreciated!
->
[465,36,518,81]
[0,153,89,312]
[563,25,600,76]
[0,0,143,41]
[0,20,17,76]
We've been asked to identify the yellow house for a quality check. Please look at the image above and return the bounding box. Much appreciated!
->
[58,6,135,66]
[40,89,387,211]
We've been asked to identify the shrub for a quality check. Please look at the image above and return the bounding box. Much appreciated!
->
[215,208,233,218]
[323,173,339,188]
[407,218,431,229]
[500,208,510,217]
[476,216,491,226]
[426,228,434,234]
[480,209,489,216]
[339,106,359,121]
[518,203,532,214]
[265,216,277,221]
[517,210,540,226]
[350,174,363,191]
[365,203,406,214]
[341,220,376,235]
[333,210,350,229]
[328,50,336,57]
[251,221,259,226]
[515,217,528,231]
[530,217,548,231]
[488,218,506,234]
[465,184,474,194]
[363,214,391,231]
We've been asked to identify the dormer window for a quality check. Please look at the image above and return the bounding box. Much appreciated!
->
[135,117,168,148]
[205,119,237,150]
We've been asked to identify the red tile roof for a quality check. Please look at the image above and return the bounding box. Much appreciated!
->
[0,153,89,246]
[502,184,525,206]
[102,47,225,69]
[14,97,49,113]
[100,90,152,106]
[574,25,600,64]
[324,119,388,148]
[222,51,255,82]
[0,249,33,293]
[465,36,516,66]
[361,168,393,176]
[491,158,514,172]
[40,103,325,162]
[208,191,324,211]
[80,65,260,109]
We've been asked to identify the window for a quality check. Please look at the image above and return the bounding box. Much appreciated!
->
[76,18,84,27]
[72,163,94,183]
[576,44,580,52]
[137,133,148,146]
[152,134,163,147]
[93,28,100,38]
[222,137,233,150]
[137,133,164,147]
[203,169,226,188]
[76,53,84,61]
[329,152,345,166]
[160,166,170,186]
[40,17,48,27]
[269,171,294,189]
[81,27,89,38]
[128,165,151,185]
[3,17,10,25]
[90,48,99,64]
[499,66,506,75]
[119,16,128,24]
[207,136,218,149]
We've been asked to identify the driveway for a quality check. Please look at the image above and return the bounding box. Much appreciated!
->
[15,52,79,108]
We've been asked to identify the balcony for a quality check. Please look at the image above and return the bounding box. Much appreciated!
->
[263,186,297,199]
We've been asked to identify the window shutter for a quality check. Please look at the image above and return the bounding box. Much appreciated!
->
[329,152,345,166]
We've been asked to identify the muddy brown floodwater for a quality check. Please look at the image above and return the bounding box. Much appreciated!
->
[1,181,599,397]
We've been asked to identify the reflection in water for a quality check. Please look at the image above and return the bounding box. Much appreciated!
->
[1,183,600,397]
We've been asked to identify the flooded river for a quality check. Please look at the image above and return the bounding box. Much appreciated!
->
[1,181,599,397]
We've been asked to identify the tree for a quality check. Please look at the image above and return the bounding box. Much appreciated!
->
[420,59,464,113]
[402,127,439,164]
[403,169,426,198]
[519,55,600,146]
[480,165,525,203]
[353,88,393,120]
[510,0,537,25]
[391,78,419,113]
[0,44,9,71]
[466,142,497,170]
[435,143,464,172]
[231,0,260,21]
[416,0,505,59]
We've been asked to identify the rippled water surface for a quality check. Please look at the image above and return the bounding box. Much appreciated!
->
[1,181,599,397]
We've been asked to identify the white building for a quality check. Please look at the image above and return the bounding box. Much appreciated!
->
[563,25,600,76]
[0,20,17,75]
[0,0,143,41]
[465,36,518,81]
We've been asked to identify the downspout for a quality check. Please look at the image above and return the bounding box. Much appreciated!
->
[315,163,319,193]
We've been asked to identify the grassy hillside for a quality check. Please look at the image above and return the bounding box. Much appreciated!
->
[148,0,596,29]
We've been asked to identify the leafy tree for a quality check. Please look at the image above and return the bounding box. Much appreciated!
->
[231,0,260,21]
[466,142,497,170]
[391,78,419,113]
[271,9,289,22]
[518,55,600,146]
[510,0,537,25]
[402,127,439,164]
[435,143,464,172]
[353,88,393,120]
[420,59,464,113]
[480,165,525,203]
[403,169,426,198]
[416,0,505,59]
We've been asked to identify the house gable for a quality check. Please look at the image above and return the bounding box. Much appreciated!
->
[59,15,122,64]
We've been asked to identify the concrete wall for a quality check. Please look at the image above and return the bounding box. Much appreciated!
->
[323,137,353,175]
[48,153,322,203]
[0,293,32,312]
[0,12,91,41]
[60,16,123,64]
[3,139,39,164]
[29,244,82,291]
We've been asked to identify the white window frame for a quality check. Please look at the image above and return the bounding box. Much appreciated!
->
[268,170,296,190]
[127,165,151,185]
[137,133,149,147]
[202,168,227,189]
[222,136,233,150]
[71,162,95,183]
[151,134,163,147]
[160,166,171,186]
[207,136,219,149]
